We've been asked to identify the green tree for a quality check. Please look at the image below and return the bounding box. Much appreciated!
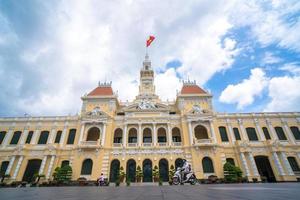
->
[152,165,159,182]
[168,165,175,181]
[223,162,242,182]
[53,165,73,183]
[119,166,125,182]
[135,165,143,182]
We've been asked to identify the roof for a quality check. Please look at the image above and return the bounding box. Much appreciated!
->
[87,86,114,96]
[180,85,207,94]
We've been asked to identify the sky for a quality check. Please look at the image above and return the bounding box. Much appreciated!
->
[0,0,299,117]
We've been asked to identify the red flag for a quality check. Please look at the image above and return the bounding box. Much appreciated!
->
[146,35,155,47]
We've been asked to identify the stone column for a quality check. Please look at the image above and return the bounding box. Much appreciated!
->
[46,155,56,179]
[188,121,193,145]
[39,156,48,175]
[272,152,285,176]
[280,152,294,175]
[78,123,85,145]
[5,156,16,175]
[20,129,29,145]
[238,119,248,141]
[281,119,296,144]
[60,124,68,147]
[48,126,57,144]
[2,129,13,147]
[31,129,40,145]
[101,123,107,146]
[138,123,142,147]
[240,152,250,176]
[248,153,259,176]
[226,119,235,143]
[209,120,217,143]
[153,123,157,146]
[12,156,24,179]
[254,119,265,141]
[167,123,172,146]
[266,119,278,140]
[123,124,127,147]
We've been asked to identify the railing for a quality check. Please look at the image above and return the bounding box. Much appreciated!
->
[142,143,152,147]
[128,143,138,147]
[172,142,182,146]
[80,141,99,147]
[113,143,122,147]
[157,142,167,147]
[195,138,213,144]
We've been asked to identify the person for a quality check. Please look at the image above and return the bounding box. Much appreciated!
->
[98,173,105,186]
[181,159,191,183]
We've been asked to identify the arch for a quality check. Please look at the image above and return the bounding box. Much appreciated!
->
[143,159,152,182]
[81,159,93,175]
[10,131,22,145]
[194,125,209,139]
[175,158,183,169]
[226,158,235,166]
[22,159,42,182]
[287,156,300,172]
[143,128,152,143]
[128,128,137,143]
[113,128,123,143]
[202,157,214,173]
[246,127,258,141]
[172,127,181,142]
[157,127,167,143]
[126,159,136,182]
[37,131,49,144]
[254,156,276,182]
[61,160,70,168]
[86,127,100,141]
[159,159,169,182]
[109,159,120,182]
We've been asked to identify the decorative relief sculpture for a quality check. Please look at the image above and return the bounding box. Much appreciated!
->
[137,99,157,110]
[87,107,102,116]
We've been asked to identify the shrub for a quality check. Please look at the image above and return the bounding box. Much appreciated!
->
[135,166,143,182]
[119,166,125,182]
[223,162,242,183]
[53,165,73,184]
[152,165,159,182]
[168,165,175,181]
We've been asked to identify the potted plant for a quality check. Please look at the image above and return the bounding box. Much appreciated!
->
[135,166,143,182]
[119,166,125,183]
[168,165,175,185]
[152,165,159,182]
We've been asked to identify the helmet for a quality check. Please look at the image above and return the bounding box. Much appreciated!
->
[182,159,187,163]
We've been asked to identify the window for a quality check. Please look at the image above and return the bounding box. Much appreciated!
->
[290,126,300,140]
[0,131,6,145]
[287,157,300,172]
[226,158,235,166]
[262,127,271,140]
[37,131,49,144]
[275,127,287,140]
[66,129,76,144]
[81,159,93,175]
[61,160,70,168]
[157,128,167,143]
[10,131,21,145]
[172,127,181,142]
[219,127,229,142]
[128,128,137,143]
[233,128,241,140]
[143,128,152,143]
[113,128,123,143]
[202,157,214,173]
[0,161,9,176]
[246,127,259,141]
[54,131,62,143]
[194,125,209,139]
[25,131,34,144]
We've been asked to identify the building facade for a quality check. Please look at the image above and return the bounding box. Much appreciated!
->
[1,54,300,183]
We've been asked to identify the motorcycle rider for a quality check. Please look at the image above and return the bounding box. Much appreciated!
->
[181,159,191,183]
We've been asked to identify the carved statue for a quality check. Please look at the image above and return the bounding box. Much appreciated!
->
[87,107,102,116]
[137,99,157,110]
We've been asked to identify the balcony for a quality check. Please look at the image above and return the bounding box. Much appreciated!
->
[194,138,215,146]
[127,143,138,147]
[172,142,182,146]
[157,142,167,147]
[79,140,100,149]
[142,143,152,147]
[113,143,122,148]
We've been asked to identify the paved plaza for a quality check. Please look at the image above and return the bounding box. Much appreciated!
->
[0,183,299,200]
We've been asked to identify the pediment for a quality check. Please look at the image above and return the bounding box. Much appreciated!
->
[82,107,110,119]
[123,100,169,112]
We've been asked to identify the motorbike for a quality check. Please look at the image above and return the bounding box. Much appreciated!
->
[172,167,197,185]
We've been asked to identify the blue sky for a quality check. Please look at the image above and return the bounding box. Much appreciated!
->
[0,0,299,117]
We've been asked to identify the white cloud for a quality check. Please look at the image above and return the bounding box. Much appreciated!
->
[262,52,282,65]
[279,63,300,75]
[219,68,269,109]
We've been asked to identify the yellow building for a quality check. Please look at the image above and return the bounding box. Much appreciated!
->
[1,54,300,183]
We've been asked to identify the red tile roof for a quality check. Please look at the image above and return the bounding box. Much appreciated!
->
[181,85,207,94]
[87,86,113,96]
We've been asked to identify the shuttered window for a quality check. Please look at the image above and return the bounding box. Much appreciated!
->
[219,127,229,142]
[37,131,49,144]
[275,127,287,140]
[10,131,21,145]
[25,131,34,144]
[67,129,76,144]
[54,131,62,143]
[233,128,241,140]
[262,127,271,140]
[246,127,259,141]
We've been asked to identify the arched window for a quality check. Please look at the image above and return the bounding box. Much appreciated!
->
[86,127,100,141]
[194,125,209,140]
[0,131,6,145]
[172,127,181,142]
[25,131,34,144]
[143,128,152,143]
[67,129,76,144]
[246,127,258,141]
[226,158,235,166]
[202,157,214,173]
[54,131,62,143]
[218,127,229,142]
[81,159,93,175]
[38,131,49,144]
[113,128,123,143]
[157,127,167,143]
[10,131,22,145]
[61,160,70,168]
[262,127,271,140]
[290,126,300,140]
[128,128,137,143]
[287,157,300,172]
[233,128,241,140]
[0,161,9,176]
[274,127,287,140]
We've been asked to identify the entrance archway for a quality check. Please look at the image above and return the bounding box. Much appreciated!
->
[254,156,276,182]
[22,159,42,182]
[126,159,136,182]
[159,159,169,182]
[143,159,152,182]
[109,159,120,182]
